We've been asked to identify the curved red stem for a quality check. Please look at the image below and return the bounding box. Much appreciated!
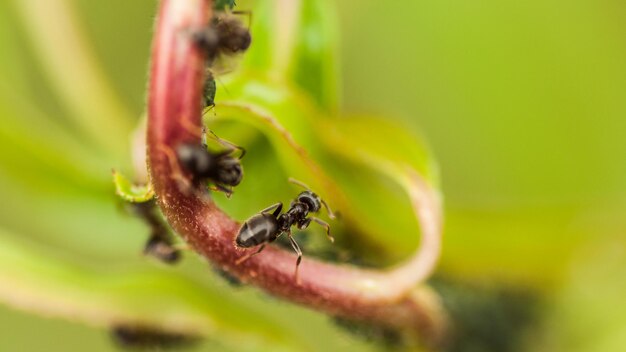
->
[147,0,446,345]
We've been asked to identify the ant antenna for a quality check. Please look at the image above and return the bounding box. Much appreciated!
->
[206,129,246,159]
[215,76,232,98]
[320,199,337,220]
[288,177,312,191]
[232,10,253,28]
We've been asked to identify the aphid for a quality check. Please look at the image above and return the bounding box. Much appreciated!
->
[214,0,237,11]
[235,179,336,281]
[202,74,217,110]
[193,12,252,63]
[111,325,198,349]
[128,201,181,264]
[175,130,245,197]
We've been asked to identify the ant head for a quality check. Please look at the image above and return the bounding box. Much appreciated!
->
[216,156,243,186]
[297,191,321,213]
[192,27,219,57]
[215,15,251,53]
[176,143,213,177]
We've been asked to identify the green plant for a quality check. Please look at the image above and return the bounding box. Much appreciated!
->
[0,0,445,350]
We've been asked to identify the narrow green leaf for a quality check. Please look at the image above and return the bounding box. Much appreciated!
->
[288,0,340,112]
[0,228,308,351]
[112,170,154,203]
[241,0,339,112]
[209,76,439,259]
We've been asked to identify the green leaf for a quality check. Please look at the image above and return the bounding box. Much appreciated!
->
[318,115,439,186]
[0,228,307,351]
[112,170,154,203]
[209,75,439,260]
[288,0,340,112]
[241,0,339,112]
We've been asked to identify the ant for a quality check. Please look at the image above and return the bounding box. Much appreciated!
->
[235,178,337,282]
[163,128,245,197]
[193,11,252,62]
[111,325,198,349]
[192,11,252,110]
[127,201,181,264]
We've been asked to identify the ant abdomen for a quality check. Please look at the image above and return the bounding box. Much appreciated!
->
[237,213,279,247]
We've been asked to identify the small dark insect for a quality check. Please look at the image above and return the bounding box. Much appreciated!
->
[111,325,198,350]
[193,12,252,63]
[235,178,336,281]
[127,201,181,264]
[176,130,245,197]
[143,232,180,264]
[214,0,236,11]
[212,265,243,287]
[202,75,217,110]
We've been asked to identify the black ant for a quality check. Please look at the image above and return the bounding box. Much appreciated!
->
[162,129,245,197]
[193,11,252,62]
[235,178,337,281]
[127,201,180,264]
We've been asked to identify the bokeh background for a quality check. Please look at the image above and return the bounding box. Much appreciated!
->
[0,0,625,351]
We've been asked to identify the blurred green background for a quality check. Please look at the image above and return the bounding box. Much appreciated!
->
[0,0,625,351]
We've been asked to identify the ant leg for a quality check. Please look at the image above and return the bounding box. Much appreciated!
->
[287,232,303,284]
[259,202,283,216]
[209,184,233,198]
[172,243,191,251]
[309,216,335,243]
[206,129,246,159]
[200,126,208,148]
[320,199,338,220]
[235,244,266,265]
[297,218,311,230]
[288,177,312,191]
[180,118,203,139]
[156,144,192,192]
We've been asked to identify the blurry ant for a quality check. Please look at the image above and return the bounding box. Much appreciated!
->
[235,178,337,282]
[193,11,252,110]
[128,201,181,264]
[111,325,198,349]
[161,128,245,197]
[193,11,252,62]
